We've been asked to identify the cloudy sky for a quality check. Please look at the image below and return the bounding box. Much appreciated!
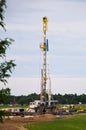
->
[0,0,86,95]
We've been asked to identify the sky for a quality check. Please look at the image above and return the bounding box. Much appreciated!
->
[0,0,86,95]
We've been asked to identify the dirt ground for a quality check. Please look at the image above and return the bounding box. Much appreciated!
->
[0,114,56,130]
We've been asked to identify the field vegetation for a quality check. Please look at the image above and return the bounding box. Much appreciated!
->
[25,114,86,130]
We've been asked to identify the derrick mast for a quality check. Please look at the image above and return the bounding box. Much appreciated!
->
[40,17,51,105]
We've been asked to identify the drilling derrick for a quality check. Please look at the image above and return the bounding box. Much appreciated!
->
[40,17,51,105]
[28,17,57,115]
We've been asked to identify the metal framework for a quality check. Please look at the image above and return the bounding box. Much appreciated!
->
[40,17,51,105]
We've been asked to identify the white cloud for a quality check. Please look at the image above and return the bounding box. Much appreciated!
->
[0,76,86,96]
[7,54,40,63]
[6,23,40,32]
[0,77,40,96]
[51,76,86,94]
[49,22,86,37]
[6,0,86,35]
[1,0,85,79]
[6,21,86,41]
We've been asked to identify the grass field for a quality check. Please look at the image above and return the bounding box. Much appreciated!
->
[25,114,86,130]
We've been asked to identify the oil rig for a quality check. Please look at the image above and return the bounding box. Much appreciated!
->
[28,17,57,114]
[40,17,51,106]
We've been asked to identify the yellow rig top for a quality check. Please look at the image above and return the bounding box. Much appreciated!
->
[42,16,48,32]
[40,17,48,51]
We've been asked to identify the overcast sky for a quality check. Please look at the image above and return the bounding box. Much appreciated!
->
[0,0,86,95]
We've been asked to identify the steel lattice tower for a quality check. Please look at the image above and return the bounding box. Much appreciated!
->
[40,17,51,105]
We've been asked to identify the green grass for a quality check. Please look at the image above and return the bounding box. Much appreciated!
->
[25,114,86,130]
[0,105,28,109]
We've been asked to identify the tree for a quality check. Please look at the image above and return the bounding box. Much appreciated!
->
[0,88,10,122]
[0,38,16,84]
[0,0,6,30]
[0,0,16,84]
[0,0,16,122]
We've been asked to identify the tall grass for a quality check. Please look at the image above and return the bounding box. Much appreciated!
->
[25,115,86,130]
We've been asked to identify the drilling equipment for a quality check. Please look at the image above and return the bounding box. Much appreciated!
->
[40,17,51,106]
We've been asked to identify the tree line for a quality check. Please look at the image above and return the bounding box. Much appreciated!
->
[2,93,86,105]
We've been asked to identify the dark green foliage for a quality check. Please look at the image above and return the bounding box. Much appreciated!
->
[0,88,10,103]
[0,110,5,122]
[0,0,16,84]
[0,38,16,85]
[0,38,14,57]
[0,109,10,122]
[3,93,86,105]
[0,33,16,85]
[0,0,16,122]
[0,59,16,84]
[6,93,40,105]
[53,93,86,104]
[0,88,10,122]
[0,0,6,30]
